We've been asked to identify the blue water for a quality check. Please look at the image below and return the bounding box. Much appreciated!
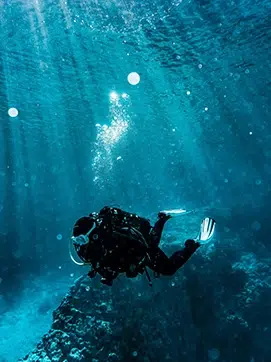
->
[0,0,270,361]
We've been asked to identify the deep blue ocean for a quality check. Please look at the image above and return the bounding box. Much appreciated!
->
[0,0,270,361]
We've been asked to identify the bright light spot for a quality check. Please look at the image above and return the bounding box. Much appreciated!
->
[57,234,63,240]
[8,108,19,117]
[186,90,191,95]
[110,91,119,101]
[198,64,203,69]
[58,266,62,269]
[122,93,128,99]
[24,183,29,187]
[95,123,101,127]
[249,131,253,135]
[117,156,122,160]
[172,128,176,132]
[205,107,208,111]
[128,72,140,85]
[70,273,74,277]
[132,351,138,357]
[171,282,175,286]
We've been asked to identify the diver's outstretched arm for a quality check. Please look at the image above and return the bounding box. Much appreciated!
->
[149,213,172,247]
[147,239,200,276]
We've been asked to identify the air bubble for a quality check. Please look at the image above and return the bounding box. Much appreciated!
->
[110,91,118,101]
[8,108,19,117]
[208,348,220,360]
[127,72,140,85]
[251,221,261,231]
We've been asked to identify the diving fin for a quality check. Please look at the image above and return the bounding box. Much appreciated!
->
[196,217,216,244]
[159,208,191,217]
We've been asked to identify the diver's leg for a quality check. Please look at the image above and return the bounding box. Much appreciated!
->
[149,213,171,247]
[147,240,200,276]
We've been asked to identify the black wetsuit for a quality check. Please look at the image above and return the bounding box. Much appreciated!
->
[147,215,200,276]
[74,206,200,285]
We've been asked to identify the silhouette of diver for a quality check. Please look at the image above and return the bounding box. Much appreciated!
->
[71,206,215,286]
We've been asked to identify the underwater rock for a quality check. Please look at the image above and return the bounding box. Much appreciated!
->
[18,249,271,362]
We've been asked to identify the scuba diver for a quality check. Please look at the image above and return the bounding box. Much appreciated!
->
[70,206,216,286]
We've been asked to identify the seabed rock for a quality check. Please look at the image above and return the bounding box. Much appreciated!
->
[19,215,271,362]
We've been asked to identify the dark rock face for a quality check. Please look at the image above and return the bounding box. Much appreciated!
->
[18,249,270,362]
[18,215,271,362]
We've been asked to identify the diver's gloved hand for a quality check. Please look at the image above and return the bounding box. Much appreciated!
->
[196,217,216,244]
[158,212,172,221]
